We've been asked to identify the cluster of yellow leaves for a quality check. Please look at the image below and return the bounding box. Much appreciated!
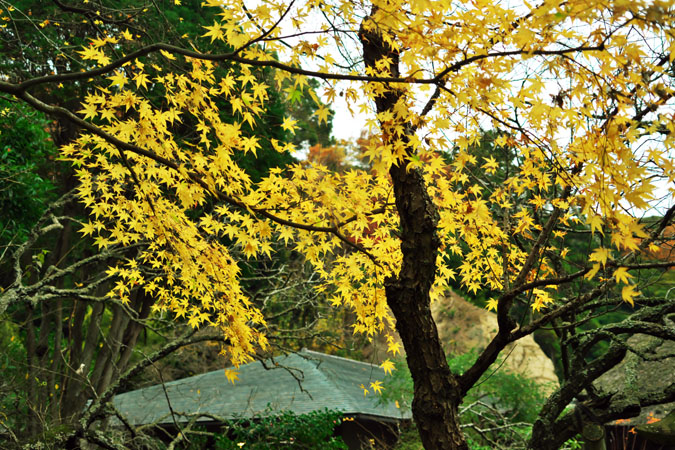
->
[63,0,675,367]
[68,27,398,364]
[344,0,674,310]
[65,56,279,366]
[250,163,400,335]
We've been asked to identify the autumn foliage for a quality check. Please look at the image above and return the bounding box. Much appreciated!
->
[3,0,675,448]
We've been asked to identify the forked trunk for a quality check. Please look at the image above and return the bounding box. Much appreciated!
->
[360,10,469,450]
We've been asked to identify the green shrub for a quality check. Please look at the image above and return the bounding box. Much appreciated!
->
[183,408,347,450]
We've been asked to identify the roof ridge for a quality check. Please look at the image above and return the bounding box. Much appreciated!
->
[292,351,347,386]
[300,348,382,370]
[296,350,373,413]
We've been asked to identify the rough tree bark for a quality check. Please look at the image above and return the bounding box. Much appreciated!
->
[359,10,469,450]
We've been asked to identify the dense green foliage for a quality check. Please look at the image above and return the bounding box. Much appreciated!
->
[0,100,59,244]
[216,409,347,450]
[183,409,347,450]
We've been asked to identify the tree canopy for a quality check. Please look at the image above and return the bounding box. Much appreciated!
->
[2,1,675,449]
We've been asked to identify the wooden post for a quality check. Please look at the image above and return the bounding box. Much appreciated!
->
[581,422,606,450]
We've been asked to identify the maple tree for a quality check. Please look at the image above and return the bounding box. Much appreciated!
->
[0,2,339,446]
[2,0,675,449]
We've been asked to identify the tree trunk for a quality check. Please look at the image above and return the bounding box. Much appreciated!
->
[385,158,468,450]
[360,10,468,450]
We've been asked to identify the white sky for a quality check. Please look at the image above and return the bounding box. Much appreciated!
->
[328,96,369,142]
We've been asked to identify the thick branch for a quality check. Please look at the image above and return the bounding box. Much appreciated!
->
[0,40,607,95]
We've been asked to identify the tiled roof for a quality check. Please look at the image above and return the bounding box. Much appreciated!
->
[113,349,411,426]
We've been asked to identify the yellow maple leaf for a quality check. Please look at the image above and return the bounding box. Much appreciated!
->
[621,285,640,307]
[370,380,383,395]
[481,156,499,174]
[589,247,611,267]
[588,215,604,235]
[78,102,98,120]
[78,45,101,61]
[159,49,176,60]
[380,359,395,375]
[241,136,260,155]
[187,313,200,328]
[585,263,601,280]
[79,221,96,237]
[613,267,633,285]
[107,72,127,89]
[387,340,401,355]
[384,333,402,355]
[224,369,239,384]
[486,298,498,311]
[134,72,150,90]
[278,227,294,244]
[280,116,299,134]
[315,105,331,125]
[202,21,225,42]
